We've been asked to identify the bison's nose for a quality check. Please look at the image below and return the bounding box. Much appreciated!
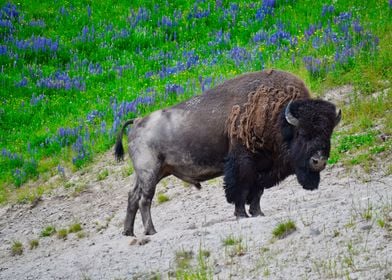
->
[309,155,327,171]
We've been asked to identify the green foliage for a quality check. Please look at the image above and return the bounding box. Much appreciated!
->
[57,229,68,240]
[40,225,56,237]
[29,239,39,250]
[157,192,170,204]
[272,219,297,239]
[0,0,391,198]
[174,248,212,280]
[11,241,23,256]
[97,169,109,181]
[222,235,242,246]
[68,223,82,233]
[76,231,86,239]
[337,133,375,153]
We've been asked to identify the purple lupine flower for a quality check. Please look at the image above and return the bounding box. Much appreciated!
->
[15,77,28,87]
[188,3,211,19]
[1,2,19,20]
[321,4,334,17]
[128,7,150,28]
[334,12,352,24]
[36,71,86,91]
[0,44,7,55]
[159,16,174,27]
[87,5,91,18]
[229,47,250,66]
[59,6,68,15]
[0,19,13,28]
[199,76,213,92]
[86,110,103,123]
[30,93,45,106]
[303,56,325,76]
[312,37,321,49]
[253,31,268,43]
[145,71,154,78]
[165,83,184,95]
[57,165,65,176]
[14,36,59,53]
[100,121,106,134]
[255,0,275,22]
[352,20,362,33]
[304,23,322,40]
[29,19,45,27]
[88,62,103,75]
[210,30,231,45]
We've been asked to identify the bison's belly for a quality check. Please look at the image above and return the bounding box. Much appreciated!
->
[163,148,225,183]
[171,165,223,183]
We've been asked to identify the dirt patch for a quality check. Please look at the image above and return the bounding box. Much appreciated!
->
[0,151,391,279]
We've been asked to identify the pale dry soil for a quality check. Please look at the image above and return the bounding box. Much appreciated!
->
[0,148,391,280]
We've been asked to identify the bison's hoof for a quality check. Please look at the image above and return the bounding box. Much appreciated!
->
[250,210,265,217]
[123,229,135,236]
[144,228,157,236]
[234,212,249,218]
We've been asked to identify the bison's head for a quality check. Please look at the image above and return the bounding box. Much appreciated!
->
[281,99,341,190]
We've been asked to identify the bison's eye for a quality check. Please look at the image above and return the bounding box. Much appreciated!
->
[299,131,311,140]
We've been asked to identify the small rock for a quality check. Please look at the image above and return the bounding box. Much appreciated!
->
[309,228,321,236]
[137,237,150,246]
[214,265,222,275]
[129,237,151,246]
[187,223,196,230]
[361,224,372,231]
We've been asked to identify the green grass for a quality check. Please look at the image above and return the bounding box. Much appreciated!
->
[174,248,212,280]
[29,239,39,250]
[40,225,56,237]
[68,223,82,233]
[222,235,242,246]
[0,0,391,202]
[272,219,297,239]
[97,169,109,181]
[11,241,23,256]
[57,228,68,240]
[157,192,170,204]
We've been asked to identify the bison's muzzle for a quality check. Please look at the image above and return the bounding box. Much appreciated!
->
[309,153,327,172]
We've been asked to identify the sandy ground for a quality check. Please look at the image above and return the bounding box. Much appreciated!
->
[0,148,391,280]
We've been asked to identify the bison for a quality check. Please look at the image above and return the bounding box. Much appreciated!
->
[114,69,341,236]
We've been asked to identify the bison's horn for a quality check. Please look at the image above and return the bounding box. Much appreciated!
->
[285,100,299,127]
[335,108,342,127]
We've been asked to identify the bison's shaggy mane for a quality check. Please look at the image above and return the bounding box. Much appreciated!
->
[226,85,305,152]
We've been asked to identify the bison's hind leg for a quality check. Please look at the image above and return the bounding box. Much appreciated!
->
[123,180,141,236]
[124,146,162,236]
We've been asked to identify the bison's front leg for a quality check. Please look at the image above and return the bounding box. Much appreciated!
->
[248,188,265,217]
[224,147,258,218]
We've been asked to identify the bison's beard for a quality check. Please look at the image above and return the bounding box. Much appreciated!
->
[295,168,320,190]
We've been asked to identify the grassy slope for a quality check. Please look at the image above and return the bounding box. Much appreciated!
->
[0,0,391,203]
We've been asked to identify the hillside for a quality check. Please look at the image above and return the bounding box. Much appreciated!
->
[0,1,391,279]
[0,148,391,279]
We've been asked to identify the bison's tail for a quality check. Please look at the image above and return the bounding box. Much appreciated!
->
[114,119,134,162]
[223,153,239,204]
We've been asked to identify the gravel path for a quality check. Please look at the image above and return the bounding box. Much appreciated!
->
[0,151,391,280]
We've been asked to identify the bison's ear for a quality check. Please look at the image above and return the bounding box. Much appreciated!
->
[335,108,342,127]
